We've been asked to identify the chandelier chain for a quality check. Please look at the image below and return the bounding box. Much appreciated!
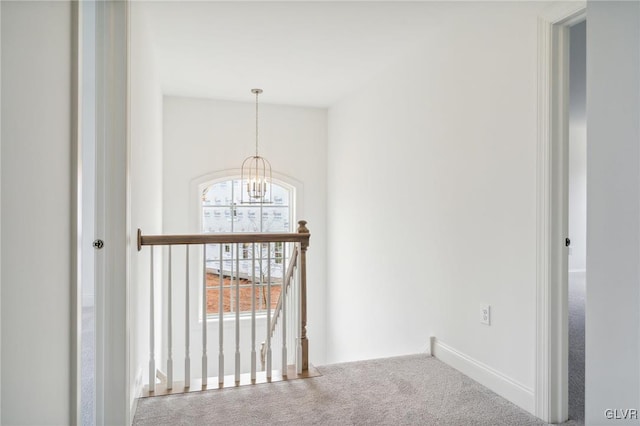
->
[255,90,259,157]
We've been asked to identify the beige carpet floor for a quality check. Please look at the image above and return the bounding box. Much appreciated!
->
[568,271,585,424]
[134,354,574,425]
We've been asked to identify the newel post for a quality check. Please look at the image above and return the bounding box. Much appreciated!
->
[298,220,310,371]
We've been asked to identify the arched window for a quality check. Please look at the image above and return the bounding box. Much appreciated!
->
[200,177,294,316]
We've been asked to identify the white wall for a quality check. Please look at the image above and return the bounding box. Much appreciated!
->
[162,96,327,374]
[0,2,71,424]
[568,21,587,273]
[585,2,640,424]
[130,2,163,407]
[0,3,3,420]
[328,2,549,411]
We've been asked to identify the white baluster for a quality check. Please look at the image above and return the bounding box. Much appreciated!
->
[267,244,272,379]
[167,247,173,390]
[218,244,224,385]
[297,243,303,375]
[288,271,292,366]
[294,267,298,365]
[251,243,256,381]
[149,247,155,392]
[282,243,287,376]
[185,246,190,388]
[235,244,240,382]
[293,246,298,366]
[259,243,263,311]
[291,249,297,366]
[287,251,293,367]
[230,243,234,314]
[202,246,207,386]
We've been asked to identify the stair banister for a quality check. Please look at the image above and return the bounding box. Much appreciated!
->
[298,220,309,372]
[137,220,311,396]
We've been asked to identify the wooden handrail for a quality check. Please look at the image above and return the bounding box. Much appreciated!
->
[137,229,310,251]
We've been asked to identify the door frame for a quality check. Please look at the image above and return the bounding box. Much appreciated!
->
[95,1,130,424]
[70,1,81,423]
[71,1,131,425]
[535,2,586,423]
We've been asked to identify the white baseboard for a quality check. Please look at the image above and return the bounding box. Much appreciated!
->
[129,368,144,425]
[430,337,535,415]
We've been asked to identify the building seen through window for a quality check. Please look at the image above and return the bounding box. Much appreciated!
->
[201,178,293,316]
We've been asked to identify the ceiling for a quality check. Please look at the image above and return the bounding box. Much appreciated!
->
[138,2,457,107]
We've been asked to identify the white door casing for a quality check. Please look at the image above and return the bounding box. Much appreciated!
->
[94,1,130,424]
[535,2,585,423]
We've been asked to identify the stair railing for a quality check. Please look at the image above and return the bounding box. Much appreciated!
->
[137,220,310,395]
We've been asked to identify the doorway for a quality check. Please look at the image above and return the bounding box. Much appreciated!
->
[74,1,98,424]
[567,19,586,424]
[534,3,586,423]
[80,1,97,423]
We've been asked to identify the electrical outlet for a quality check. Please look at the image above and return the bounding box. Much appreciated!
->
[480,305,491,325]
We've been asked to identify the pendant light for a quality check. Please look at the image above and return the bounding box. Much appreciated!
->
[241,88,272,204]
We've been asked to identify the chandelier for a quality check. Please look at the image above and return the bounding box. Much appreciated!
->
[241,88,272,204]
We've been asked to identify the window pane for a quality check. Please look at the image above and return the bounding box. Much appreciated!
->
[232,179,243,205]
[261,206,289,232]
[271,184,289,205]
[203,207,232,233]
[232,206,258,232]
[203,181,232,206]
